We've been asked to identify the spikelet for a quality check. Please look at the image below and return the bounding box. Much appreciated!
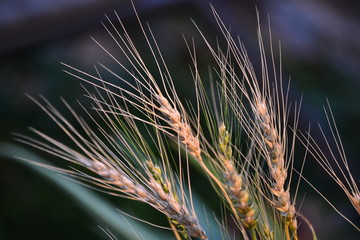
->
[263,223,274,240]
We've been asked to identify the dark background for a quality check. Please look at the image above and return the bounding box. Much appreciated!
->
[1,0,360,239]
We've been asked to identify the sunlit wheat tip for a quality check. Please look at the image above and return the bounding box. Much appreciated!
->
[155,94,201,161]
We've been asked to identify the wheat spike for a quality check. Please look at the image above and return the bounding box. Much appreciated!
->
[218,124,258,231]
[194,7,300,238]
[255,100,297,235]
[15,95,207,240]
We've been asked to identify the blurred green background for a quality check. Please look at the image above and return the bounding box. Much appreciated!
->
[1,0,360,239]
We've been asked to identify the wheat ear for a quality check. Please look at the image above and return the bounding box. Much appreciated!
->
[255,100,297,236]
[195,9,298,238]
[59,9,241,234]
[15,95,207,240]
[218,123,257,232]
[146,160,206,240]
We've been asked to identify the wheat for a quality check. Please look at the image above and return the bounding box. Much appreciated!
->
[194,7,300,239]
[15,95,206,239]
[218,123,257,231]
[156,94,202,161]
[255,100,298,237]
[13,3,360,240]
